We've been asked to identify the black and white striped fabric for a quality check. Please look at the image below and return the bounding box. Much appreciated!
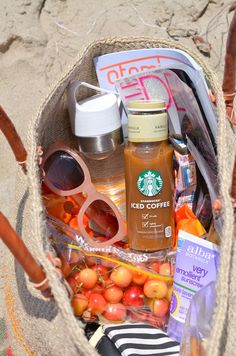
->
[103,323,180,356]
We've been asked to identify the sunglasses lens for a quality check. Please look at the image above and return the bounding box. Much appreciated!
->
[83,200,119,243]
[44,151,85,191]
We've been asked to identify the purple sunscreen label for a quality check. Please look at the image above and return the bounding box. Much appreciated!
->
[167,230,219,342]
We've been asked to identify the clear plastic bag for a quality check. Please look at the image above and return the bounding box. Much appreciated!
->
[180,281,216,356]
[47,214,175,329]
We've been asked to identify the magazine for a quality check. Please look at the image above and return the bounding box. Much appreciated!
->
[93,48,217,140]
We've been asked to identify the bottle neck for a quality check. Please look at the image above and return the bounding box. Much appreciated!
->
[127,140,167,147]
[127,111,168,143]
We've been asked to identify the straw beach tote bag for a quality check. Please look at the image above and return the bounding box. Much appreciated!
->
[1,9,236,356]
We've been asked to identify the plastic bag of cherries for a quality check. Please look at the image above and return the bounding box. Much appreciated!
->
[48,216,175,330]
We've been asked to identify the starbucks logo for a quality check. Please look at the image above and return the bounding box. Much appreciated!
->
[137,170,163,197]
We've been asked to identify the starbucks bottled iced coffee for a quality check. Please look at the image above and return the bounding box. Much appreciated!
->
[124,100,174,251]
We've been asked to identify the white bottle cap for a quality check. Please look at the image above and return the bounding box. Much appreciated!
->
[76,92,121,136]
[67,81,121,137]
[67,81,123,159]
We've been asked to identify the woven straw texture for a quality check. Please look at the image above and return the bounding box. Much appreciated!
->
[1,37,235,355]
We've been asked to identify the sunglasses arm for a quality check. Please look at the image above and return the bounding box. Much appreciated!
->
[72,194,120,238]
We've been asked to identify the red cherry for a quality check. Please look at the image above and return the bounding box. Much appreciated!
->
[143,279,168,299]
[88,293,107,315]
[103,303,126,322]
[132,265,148,285]
[71,294,88,316]
[92,283,104,294]
[92,264,110,282]
[150,261,162,274]
[104,278,115,288]
[79,268,98,289]
[69,270,81,281]
[83,288,93,299]
[85,256,96,266]
[159,262,171,276]
[110,266,133,288]
[104,285,123,303]
[122,285,144,306]
[66,271,82,294]
[149,298,169,317]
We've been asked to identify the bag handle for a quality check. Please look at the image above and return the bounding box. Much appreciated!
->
[0,211,51,297]
[0,106,27,174]
[0,106,52,297]
[222,6,236,125]
[222,7,236,200]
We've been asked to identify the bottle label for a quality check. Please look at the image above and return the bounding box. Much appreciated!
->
[128,113,168,142]
[137,169,163,196]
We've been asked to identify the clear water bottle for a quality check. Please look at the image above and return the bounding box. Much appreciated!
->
[67,81,126,218]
